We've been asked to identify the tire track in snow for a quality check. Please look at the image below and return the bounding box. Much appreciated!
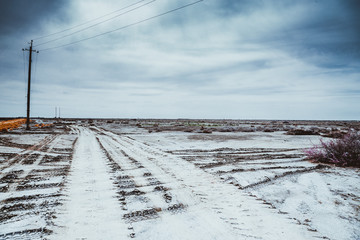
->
[95,133,199,238]
[0,133,76,239]
[172,147,325,190]
[0,135,57,176]
[95,128,244,239]
[5,135,61,193]
[94,127,322,240]
[50,126,129,240]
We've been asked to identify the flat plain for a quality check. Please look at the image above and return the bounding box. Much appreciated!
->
[0,119,359,239]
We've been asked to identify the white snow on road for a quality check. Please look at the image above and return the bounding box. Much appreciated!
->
[2,122,358,240]
[50,127,128,239]
[94,128,321,239]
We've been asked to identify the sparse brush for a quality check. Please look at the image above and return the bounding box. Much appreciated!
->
[0,119,26,131]
[305,131,360,167]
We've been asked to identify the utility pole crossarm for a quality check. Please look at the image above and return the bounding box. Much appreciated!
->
[22,40,38,130]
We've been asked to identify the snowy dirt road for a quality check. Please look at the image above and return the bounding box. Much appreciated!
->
[1,120,358,240]
[49,126,321,240]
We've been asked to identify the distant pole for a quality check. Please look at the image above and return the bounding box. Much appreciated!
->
[23,40,38,130]
[55,107,57,118]
[26,41,33,129]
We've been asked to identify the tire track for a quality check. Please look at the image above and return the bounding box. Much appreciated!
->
[94,127,322,239]
[167,146,326,191]
[49,127,128,239]
[0,132,77,239]
[0,135,58,174]
[5,135,61,193]
[94,129,242,239]
[96,134,189,221]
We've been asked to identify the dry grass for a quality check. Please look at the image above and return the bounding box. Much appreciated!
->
[0,119,26,132]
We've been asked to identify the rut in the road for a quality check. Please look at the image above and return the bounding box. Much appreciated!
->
[93,127,323,240]
[50,127,128,239]
[0,133,75,239]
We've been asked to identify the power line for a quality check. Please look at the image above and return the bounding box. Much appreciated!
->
[39,0,204,52]
[35,0,156,47]
[33,0,148,41]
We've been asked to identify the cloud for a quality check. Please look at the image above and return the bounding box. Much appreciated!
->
[0,0,359,119]
[166,0,360,69]
[0,0,71,37]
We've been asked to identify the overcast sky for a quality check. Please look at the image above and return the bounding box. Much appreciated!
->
[0,0,359,119]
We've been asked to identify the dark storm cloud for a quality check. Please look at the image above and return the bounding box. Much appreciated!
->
[272,0,360,69]
[167,0,360,70]
[218,0,360,69]
[0,0,70,36]
[1,0,359,119]
[0,0,70,84]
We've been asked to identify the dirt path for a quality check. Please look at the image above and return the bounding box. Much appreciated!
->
[50,126,321,239]
[50,127,128,239]
[1,122,358,239]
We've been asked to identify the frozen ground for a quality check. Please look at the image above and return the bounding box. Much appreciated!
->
[0,119,359,239]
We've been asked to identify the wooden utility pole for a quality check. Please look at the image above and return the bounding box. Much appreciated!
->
[23,40,38,130]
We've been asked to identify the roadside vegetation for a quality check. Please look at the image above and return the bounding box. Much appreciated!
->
[0,119,26,132]
[305,131,360,167]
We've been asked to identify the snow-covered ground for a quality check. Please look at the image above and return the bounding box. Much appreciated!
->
[0,120,359,239]
[128,130,359,240]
